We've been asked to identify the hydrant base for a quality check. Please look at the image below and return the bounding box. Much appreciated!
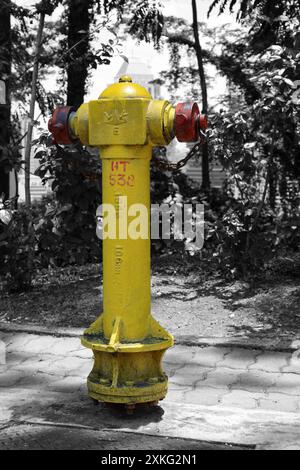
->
[87,379,168,405]
[81,314,173,405]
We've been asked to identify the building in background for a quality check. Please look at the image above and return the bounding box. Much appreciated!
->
[18,116,52,202]
[114,57,161,99]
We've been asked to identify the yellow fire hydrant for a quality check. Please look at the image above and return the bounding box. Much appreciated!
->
[48,75,206,407]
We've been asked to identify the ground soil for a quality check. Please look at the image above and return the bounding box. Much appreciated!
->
[1,259,300,348]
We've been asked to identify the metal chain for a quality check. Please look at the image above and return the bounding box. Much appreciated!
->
[55,136,205,179]
[152,139,204,172]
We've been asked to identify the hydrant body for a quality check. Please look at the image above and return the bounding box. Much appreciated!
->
[48,76,206,405]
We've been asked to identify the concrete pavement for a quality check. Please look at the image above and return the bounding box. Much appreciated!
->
[0,330,300,449]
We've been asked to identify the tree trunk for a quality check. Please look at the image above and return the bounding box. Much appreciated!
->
[0,0,12,200]
[191,0,210,191]
[66,0,92,108]
[23,9,46,289]
[24,10,45,207]
[268,153,277,210]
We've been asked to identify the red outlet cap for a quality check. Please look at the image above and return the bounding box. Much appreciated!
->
[174,102,207,142]
[175,102,199,142]
[48,106,76,145]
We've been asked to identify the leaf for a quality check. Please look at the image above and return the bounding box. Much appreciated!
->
[283,78,296,88]
[0,209,12,225]
[119,54,129,63]
[56,204,72,215]
[268,45,283,54]
[34,150,46,160]
[244,142,256,150]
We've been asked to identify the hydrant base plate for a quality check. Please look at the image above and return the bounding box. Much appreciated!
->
[87,379,168,405]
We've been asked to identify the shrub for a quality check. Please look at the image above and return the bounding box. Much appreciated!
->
[34,138,102,267]
[0,201,32,292]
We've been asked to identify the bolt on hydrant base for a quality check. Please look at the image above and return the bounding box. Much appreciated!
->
[48,75,207,407]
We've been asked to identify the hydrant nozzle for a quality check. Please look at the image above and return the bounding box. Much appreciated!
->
[48,75,207,406]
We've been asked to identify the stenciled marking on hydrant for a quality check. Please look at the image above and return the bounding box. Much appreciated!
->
[114,191,122,217]
[109,160,135,187]
[114,245,125,312]
[114,245,123,275]
[48,75,207,407]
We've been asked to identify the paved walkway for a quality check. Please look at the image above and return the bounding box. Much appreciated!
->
[1,330,300,449]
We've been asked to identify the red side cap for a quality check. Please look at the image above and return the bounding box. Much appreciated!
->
[175,102,200,142]
[48,106,75,145]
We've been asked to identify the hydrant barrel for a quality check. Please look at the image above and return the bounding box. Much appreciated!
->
[102,155,151,341]
[48,75,206,406]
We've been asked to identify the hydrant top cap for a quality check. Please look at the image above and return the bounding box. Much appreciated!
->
[98,76,152,100]
[119,75,132,83]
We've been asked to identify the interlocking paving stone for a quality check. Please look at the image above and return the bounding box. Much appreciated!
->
[220,390,265,409]
[13,355,57,372]
[184,387,225,406]
[18,336,60,354]
[0,369,24,387]
[35,356,91,377]
[47,376,85,393]
[72,347,93,359]
[258,393,299,413]
[192,346,230,367]
[16,372,61,389]
[169,365,210,386]
[4,333,34,351]
[1,331,300,449]
[269,373,300,396]
[164,346,196,365]
[166,387,191,403]
[282,350,300,374]
[232,370,280,393]
[47,337,84,356]
[249,351,291,373]
[201,367,241,389]
[219,349,259,370]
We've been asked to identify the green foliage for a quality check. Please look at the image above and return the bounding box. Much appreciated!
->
[209,0,300,51]
[127,0,164,48]
[34,135,102,267]
[0,115,22,180]
[150,147,207,255]
[0,200,32,292]
[0,136,103,292]
[9,0,164,116]
[207,37,300,275]
[3,0,300,292]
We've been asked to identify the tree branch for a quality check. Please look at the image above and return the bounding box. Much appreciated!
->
[165,32,196,49]
[164,31,260,104]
